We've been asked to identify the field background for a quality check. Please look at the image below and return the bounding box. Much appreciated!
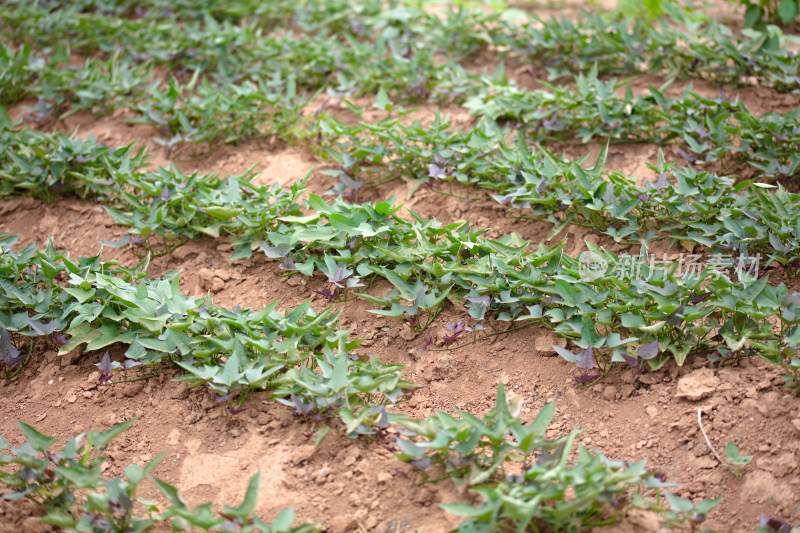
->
[1,0,800,532]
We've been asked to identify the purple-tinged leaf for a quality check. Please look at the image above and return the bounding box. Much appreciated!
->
[621,352,640,369]
[542,115,565,131]
[96,351,114,373]
[313,287,337,300]
[638,341,659,360]
[690,290,712,304]
[536,181,547,194]
[290,394,314,415]
[409,458,432,469]
[465,295,490,305]
[278,257,296,271]
[433,153,449,166]
[375,405,389,428]
[428,163,447,180]
[677,148,697,164]
[75,154,97,163]
[695,126,711,139]
[536,442,565,465]
[0,329,25,367]
[573,372,601,385]
[28,319,57,336]
[123,359,141,369]
[769,233,791,254]
[15,468,38,483]
[157,186,170,201]
[448,456,473,467]
[576,346,595,370]
[443,330,464,343]
[259,242,291,258]
[327,265,346,285]
[446,321,465,332]
[215,389,240,403]
[650,173,669,190]
[228,406,248,415]
[784,293,800,306]
[340,173,364,191]
[769,129,789,142]
[665,304,685,326]
[759,515,793,533]
[52,333,69,346]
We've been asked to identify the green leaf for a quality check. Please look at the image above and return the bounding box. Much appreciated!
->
[125,451,166,484]
[270,508,296,531]
[375,201,400,216]
[223,471,261,519]
[744,4,764,27]
[665,492,694,513]
[373,88,392,111]
[16,420,58,453]
[92,418,137,451]
[382,270,419,301]
[219,353,241,387]
[205,206,241,220]
[725,441,740,460]
[695,496,722,514]
[439,502,492,519]
[313,425,331,447]
[778,0,798,22]
[0,106,11,129]
[63,286,96,303]
[85,323,135,351]
[150,476,186,508]
[529,400,556,436]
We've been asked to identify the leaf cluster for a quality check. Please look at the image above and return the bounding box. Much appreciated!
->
[396,384,715,532]
[0,234,408,437]
[467,67,800,180]
[0,419,318,532]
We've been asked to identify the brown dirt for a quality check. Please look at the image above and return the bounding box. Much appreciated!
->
[3,24,800,533]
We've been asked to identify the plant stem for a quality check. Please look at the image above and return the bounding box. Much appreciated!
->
[429,323,533,351]
[105,374,160,385]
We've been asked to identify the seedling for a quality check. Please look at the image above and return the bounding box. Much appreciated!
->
[725,441,753,478]
[661,492,722,531]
